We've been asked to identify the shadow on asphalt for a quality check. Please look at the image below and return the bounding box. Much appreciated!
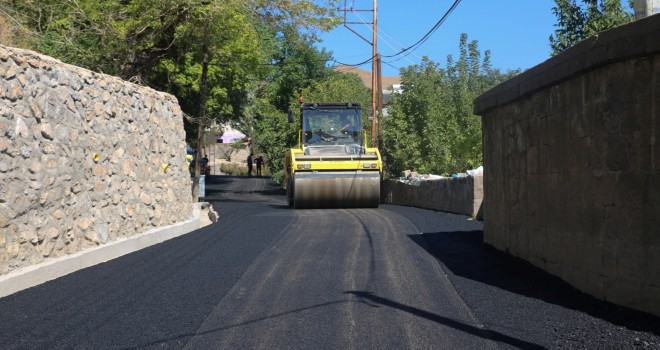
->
[345,291,546,349]
[409,230,660,336]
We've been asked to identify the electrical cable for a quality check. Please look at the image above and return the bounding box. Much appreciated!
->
[190,1,463,70]
[332,54,376,67]
[351,10,418,66]
[382,0,461,59]
[382,60,399,71]
[330,1,460,68]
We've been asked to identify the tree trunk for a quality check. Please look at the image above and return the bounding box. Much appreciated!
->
[192,37,210,202]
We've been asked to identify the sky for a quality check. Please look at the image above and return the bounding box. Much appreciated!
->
[317,0,558,76]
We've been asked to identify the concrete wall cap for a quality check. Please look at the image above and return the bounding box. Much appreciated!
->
[474,13,660,115]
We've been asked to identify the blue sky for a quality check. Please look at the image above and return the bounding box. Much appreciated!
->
[317,0,558,76]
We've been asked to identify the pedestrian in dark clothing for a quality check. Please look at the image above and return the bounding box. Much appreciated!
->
[255,156,263,176]
[247,154,253,176]
[200,155,209,175]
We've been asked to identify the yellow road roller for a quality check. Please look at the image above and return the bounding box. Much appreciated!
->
[284,102,382,209]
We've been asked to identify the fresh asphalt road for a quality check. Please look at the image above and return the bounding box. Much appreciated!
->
[1,176,659,349]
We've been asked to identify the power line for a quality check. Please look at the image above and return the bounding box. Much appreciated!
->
[351,9,417,66]
[243,0,464,73]
[382,0,461,59]
[268,1,462,71]
[331,55,376,67]
[382,60,399,71]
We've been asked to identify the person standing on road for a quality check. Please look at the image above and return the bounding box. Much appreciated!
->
[247,153,253,176]
[255,156,263,176]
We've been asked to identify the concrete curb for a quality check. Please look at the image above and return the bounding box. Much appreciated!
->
[0,208,203,299]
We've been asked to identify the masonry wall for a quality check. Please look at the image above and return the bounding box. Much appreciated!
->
[0,45,193,276]
[381,175,483,219]
[474,15,660,316]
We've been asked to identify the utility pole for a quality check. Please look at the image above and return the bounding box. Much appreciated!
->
[338,0,381,147]
[370,0,378,147]
[376,53,384,148]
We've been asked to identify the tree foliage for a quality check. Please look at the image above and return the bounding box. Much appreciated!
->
[3,1,527,187]
[381,34,518,177]
[253,71,371,181]
[1,0,342,191]
[298,71,372,114]
[549,0,633,54]
[262,30,333,112]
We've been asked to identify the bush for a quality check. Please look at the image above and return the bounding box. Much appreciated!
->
[220,163,248,176]
[271,170,284,185]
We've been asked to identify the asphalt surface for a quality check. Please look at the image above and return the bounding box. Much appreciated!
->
[0,175,659,349]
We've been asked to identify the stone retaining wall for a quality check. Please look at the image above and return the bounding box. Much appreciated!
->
[382,175,483,219]
[474,15,660,316]
[0,45,193,276]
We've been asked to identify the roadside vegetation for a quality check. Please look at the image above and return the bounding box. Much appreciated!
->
[0,0,635,191]
[219,163,248,177]
[549,0,634,55]
[382,34,518,177]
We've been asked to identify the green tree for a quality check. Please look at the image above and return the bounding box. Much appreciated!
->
[298,71,372,112]
[382,34,517,178]
[549,0,633,54]
[245,0,339,38]
[251,100,290,182]
[2,0,345,186]
[0,0,339,75]
[252,71,370,182]
[383,58,445,176]
[261,29,334,112]
[129,1,262,201]
[0,0,115,72]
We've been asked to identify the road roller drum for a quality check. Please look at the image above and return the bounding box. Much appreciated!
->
[292,171,380,209]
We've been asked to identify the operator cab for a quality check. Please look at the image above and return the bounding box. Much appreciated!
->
[300,103,364,156]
